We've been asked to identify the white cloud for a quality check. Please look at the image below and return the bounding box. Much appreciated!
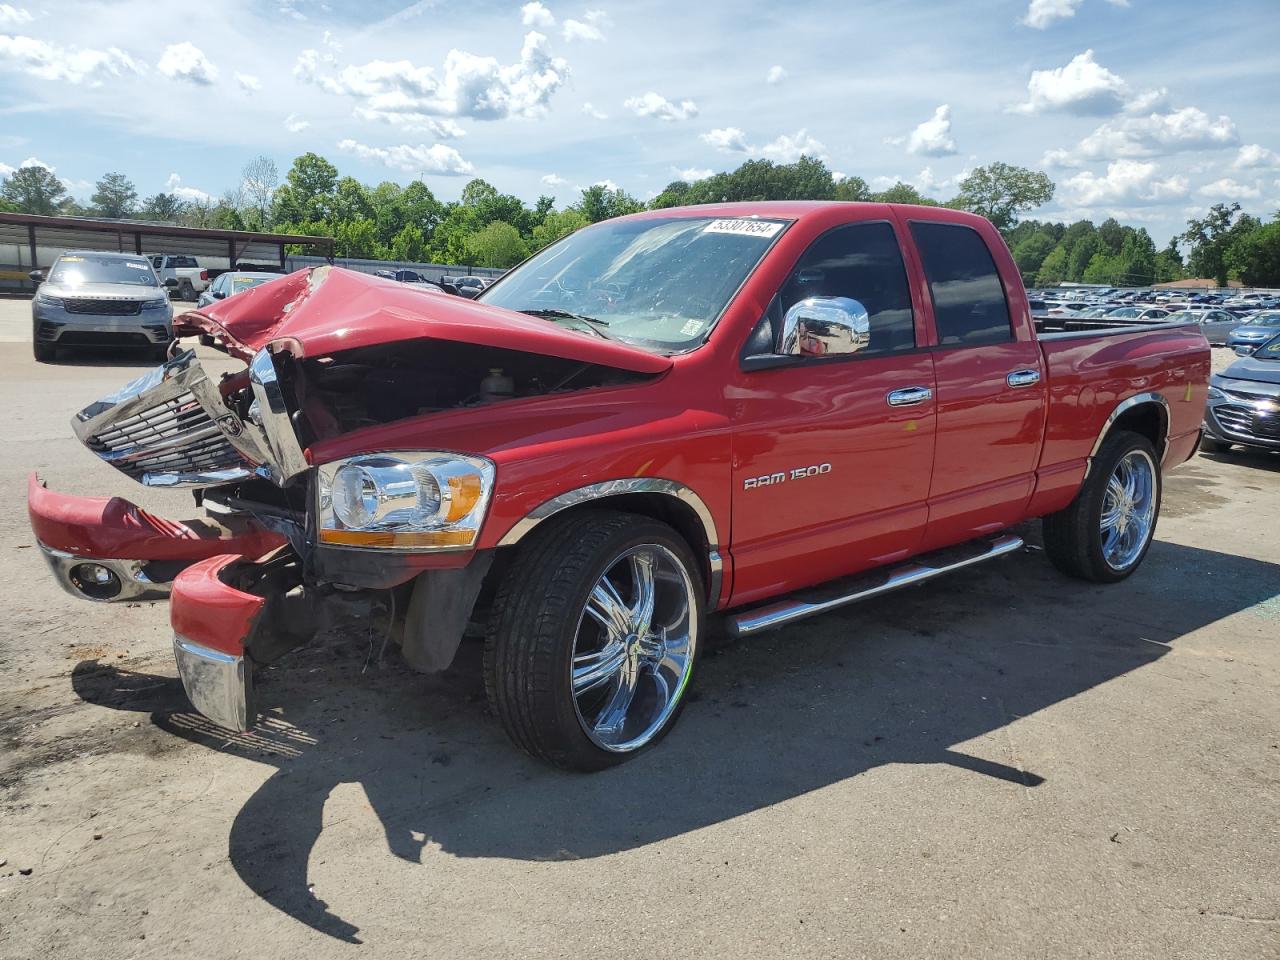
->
[235,72,261,92]
[157,42,218,85]
[1198,177,1261,200]
[907,104,957,156]
[1233,144,1280,170]
[1062,159,1190,206]
[581,101,607,120]
[164,173,213,204]
[1013,50,1128,116]
[336,138,473,175]
[541,173,567,186]
[766,65,786,85]
[321,29,342,53]
[297,31,568,125]
[19,155,51,170]
[562,10,609,42]
[624,91,698,121]
[521,2,555,28]
[760,129,825,162]
[0,4,33,25]
[1044,107,1238,166]
[593,178,620,192]
[702,127,749,152]
[283,113,310,133]
[675,166,713,182]
[1023,0,1082,29]
[0,34,143,85]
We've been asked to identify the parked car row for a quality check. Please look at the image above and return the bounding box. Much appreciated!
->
[1029,286,1280,347]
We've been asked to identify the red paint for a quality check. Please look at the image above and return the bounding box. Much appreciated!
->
[54,202,1210,619]
[27,473,286,561]
[170,555,264,657]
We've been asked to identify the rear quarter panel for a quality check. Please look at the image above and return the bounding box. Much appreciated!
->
[1028,325,1210,517]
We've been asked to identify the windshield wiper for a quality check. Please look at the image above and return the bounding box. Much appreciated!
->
[519,308,612,339]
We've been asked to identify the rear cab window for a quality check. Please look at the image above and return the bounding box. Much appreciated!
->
[909,221,1013,346]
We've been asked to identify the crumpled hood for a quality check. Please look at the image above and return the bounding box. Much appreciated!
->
[1220,355,1280,388]
[183,266,673,375]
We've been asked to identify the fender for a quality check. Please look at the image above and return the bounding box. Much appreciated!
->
[494,478,723,606]
[1085,391,1170,477]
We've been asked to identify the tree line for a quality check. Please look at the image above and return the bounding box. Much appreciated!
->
[2,152,1278,286]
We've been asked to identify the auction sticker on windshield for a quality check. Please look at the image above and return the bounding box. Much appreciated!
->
[702,219,785,238]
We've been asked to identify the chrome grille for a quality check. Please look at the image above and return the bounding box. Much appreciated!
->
[64,298,143,316]
[1214,403,1280,441]
[72,351,268,487]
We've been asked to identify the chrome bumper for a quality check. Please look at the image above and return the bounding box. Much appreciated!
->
[38,541,174,601]
[173,635,254,732]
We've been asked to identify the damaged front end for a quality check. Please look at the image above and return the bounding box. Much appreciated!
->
[31,266,668,734]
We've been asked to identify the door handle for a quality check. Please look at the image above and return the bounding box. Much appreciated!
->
[1006,369,1041,388]
[886,385,933,407]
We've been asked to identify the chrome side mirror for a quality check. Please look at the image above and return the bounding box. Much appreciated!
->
[781,297,871,358]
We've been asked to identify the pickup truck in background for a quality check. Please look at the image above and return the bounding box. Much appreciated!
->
[148,254,210,301]
[29,202,1209,771]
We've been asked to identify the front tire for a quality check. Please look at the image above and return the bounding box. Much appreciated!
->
[179,280,196,302]
[1043,430,1161,583]
[484,510,703,771]
[32,339,55,363]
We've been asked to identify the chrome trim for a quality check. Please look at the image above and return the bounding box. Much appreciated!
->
[707,549,724,609]
[248,349,310,486]
[781,297,871,357]
[71,349,268,488]
[38,541,174,602]
[727,534,1024,637]
[1085,391,1170,477]
[496,478,720,551]
[173,635,254,732]
[886,385,932,407]
[1006,368,1041,388]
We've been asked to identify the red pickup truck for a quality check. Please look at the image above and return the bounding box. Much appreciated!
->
[29,202,1209,771]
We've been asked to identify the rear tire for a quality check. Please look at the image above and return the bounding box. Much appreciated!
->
[179,281,195,302]
[1043,430,1161,583]
[484,510,703,772]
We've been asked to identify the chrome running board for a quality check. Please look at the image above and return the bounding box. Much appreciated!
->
[726,533,1024,637]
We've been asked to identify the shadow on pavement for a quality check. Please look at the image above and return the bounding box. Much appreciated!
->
[71,536,1280,944]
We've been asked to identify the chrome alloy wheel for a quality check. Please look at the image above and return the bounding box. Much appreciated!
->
[570,543,697,753]
[1100,449,1157,571]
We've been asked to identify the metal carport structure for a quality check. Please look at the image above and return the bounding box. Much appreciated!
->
[0,212,333,291]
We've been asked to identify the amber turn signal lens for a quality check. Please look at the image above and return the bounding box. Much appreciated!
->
[318,528,476,549]
[443,472,484,522]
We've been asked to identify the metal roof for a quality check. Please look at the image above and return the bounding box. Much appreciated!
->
[0,212,332,263]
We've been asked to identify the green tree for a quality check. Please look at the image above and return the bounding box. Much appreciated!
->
[466,221,530,268]
[389,223,426,262]
[1011,231,1058,280]
[140,192,186,221]
[833,175,871,201]
[334,218,381,259]
[400,180,444,236]
[1154,239,1184,284]
[650,180,694,209]
[1227,218,1280,287]
[90,172,138,218]
[1182,203,1245,286]
[951,162,1055,233]
[1,164,67,214]
[1096,217,1125,256]
[332,176,374,224]
[869,181,937,205]
[272,152,339,224]
[575,184,644,223]
[1035,245,1069,286]
[531,207,588,251]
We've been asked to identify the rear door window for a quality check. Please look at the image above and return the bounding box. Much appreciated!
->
[910,222,1013,346]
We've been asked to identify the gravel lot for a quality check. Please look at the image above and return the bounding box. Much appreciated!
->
[0,296,1276,959]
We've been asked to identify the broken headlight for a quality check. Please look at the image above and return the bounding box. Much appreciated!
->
[316,452,494,550]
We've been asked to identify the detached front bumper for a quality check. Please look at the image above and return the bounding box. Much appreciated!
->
[171,555,268,732]
[28,473,286,601]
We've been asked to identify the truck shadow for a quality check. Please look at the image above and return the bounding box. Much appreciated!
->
[71,536,1279,944]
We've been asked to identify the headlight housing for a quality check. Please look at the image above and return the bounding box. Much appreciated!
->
[1206,385,1224,400]
[141,298,170,311]
[316,452,494,551]
[35,291,64,308]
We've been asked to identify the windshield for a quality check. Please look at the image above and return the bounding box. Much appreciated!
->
[480,215,790,352]
[1255,334,1280,359]
[1107,307,1137,318]
[49,255,157,287]
[231,276,271,294]
[1243,312,1280,325]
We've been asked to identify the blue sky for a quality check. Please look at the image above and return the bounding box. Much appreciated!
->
[1,0,1278,243]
